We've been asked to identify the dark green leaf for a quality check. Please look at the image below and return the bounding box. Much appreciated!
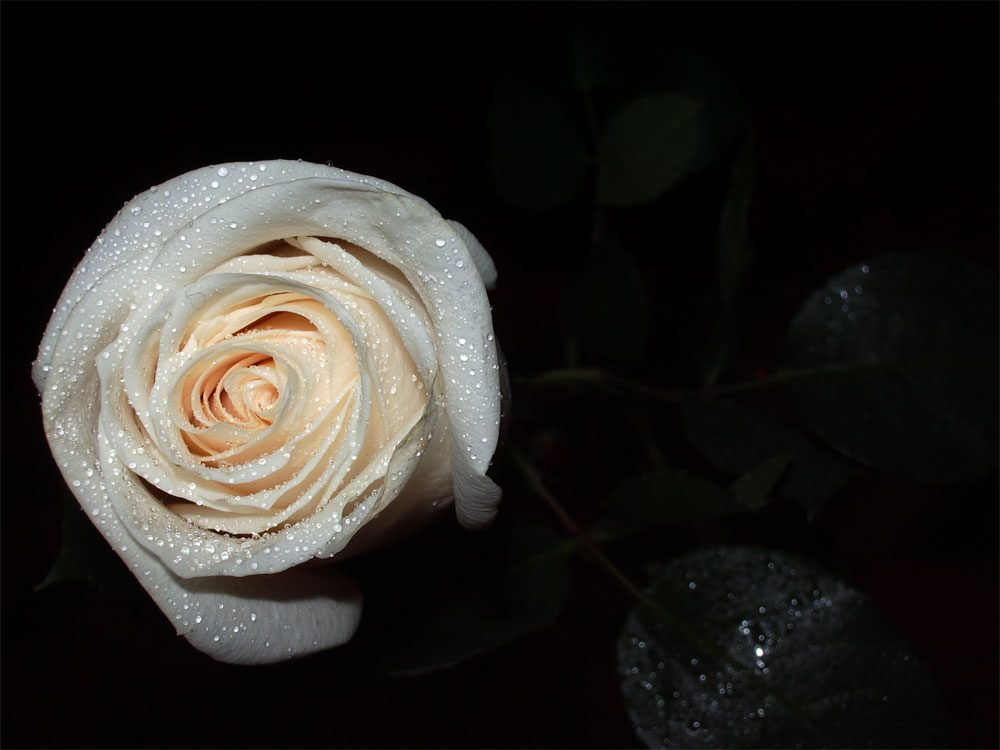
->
[618,546,948,748]
[36,492,123,594]
[718,134,755,311]
[372,519,574,676]
[661,49,750,176]
[784,250,999,483]
[570,15,749,172]
[597,93,704,206]
[564,235,649,363]
[729,452,792,511]
[490,79,591,210]
[594,470,746,542]
[682,399,863,519]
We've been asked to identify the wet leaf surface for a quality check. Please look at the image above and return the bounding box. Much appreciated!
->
[618,546,948,748]
[784,251,999,483]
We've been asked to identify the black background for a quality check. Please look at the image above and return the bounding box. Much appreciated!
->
[2,3,997,748]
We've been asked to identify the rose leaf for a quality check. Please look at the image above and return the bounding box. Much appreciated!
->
[784,250,999,483]
[617,546,948,749]
[681,399,864,520]
[571,15,749,175]
[597,92,705,206]
[593,470,747,543]
[490,79,592,210]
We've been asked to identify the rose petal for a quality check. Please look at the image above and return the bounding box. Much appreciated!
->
[448,220,498,290]
[36,160,502,663]
[139,168,503,527]
[100,493,361,665]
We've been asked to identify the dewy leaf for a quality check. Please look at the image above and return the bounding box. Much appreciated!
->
[490,79,592,210]
[597,92,704,206]
[371,518,574,676]
[784,250,999,483]
[681,399,863,519]
[718,134,755,311]
[594,469,747,542]
[617,546,948,749]
[564,235,649,363]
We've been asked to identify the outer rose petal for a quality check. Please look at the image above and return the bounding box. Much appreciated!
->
[35,160,502,663]
[449,220,498,290]
[92,493,362,665]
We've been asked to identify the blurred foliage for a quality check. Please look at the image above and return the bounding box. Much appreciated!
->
[681,399,864,520]
[36,8,996,750]
[618,547,949,748]
[784,251,999,483]
[594,469,748,543]
[480,21,995,748]
[597,92,705,206]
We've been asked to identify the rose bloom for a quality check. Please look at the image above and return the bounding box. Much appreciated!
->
[34,161,503,664]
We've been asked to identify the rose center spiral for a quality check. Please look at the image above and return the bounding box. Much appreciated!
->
[174,303,339,463]
[193,353,283,428]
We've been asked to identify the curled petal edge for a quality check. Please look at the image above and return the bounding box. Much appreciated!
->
[35,160,503,661]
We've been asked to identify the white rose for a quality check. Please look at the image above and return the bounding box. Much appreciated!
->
[33,160,503,664]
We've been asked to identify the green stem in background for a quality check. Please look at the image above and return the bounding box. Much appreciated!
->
[512,447,733,657]
[634,412,667,471]
[512,447,648,604]
[709,360,890,394]
[589,209,605,257]
[510,447,837,745]
[522,361,892,403]
[579,74,606,263]
[579,70,604,256]
[701,314,736,390]
[564,336,581,370]
[579,76,602,163]
[524,368,685,403]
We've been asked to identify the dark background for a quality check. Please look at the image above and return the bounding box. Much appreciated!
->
[2,3,996,748]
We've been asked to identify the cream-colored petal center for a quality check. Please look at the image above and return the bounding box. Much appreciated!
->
[111,240,433,539]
